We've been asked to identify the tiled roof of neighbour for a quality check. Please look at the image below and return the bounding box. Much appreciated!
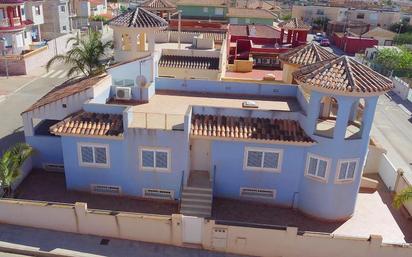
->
[176,0,227,7]
[50,111,124,137]
[159,55,220,70]
[227,8,276,19]
[191,114,314,143]
[279,18,310,30]
[22,74,108,114]
[352,27,396,39]
[141,0,176,9]
[109,7,168,28]
[229,24,281,38]
[279,42,337,65]
[293,56,393,95]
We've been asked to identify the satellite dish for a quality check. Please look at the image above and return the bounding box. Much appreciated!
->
[135,75,147,87]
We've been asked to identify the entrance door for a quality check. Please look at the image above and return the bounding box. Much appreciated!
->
[190,139,211,172]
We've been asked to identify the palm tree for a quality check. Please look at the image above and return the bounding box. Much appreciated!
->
[46,30,113,78]
[394,187,412,209]
[0,143,34,198]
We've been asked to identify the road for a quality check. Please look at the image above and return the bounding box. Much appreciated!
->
[0,64,70,152]
[0,224,246,257]
[371,92,412,182]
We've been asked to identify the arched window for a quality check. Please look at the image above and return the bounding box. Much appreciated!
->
[315,96,339,138]
[345,98,365,139]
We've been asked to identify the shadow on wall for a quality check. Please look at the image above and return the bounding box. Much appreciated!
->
[0,129,25,154]
[386,91,412,114]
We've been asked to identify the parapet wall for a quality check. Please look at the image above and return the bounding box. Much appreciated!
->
[0,199,410,257]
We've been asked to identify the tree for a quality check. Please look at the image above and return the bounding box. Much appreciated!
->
[280,13,292,21]
[389,21,412,34]
[393,187,412,209]
[394,32,412,45]
[46,30,113,78]
[374,47,412,75]
[0,143,34,197]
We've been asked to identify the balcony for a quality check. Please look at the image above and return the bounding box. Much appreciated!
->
[12,17,21,26]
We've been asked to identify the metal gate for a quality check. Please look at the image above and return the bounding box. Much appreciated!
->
[182,215,203,244]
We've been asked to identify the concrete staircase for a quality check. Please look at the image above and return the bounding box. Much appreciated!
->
[180,186,213,217]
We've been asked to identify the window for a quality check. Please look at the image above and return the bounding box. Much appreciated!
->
[240,188,276,199]
[91,184,121,195]
[245,18,250,24]
[21,7,25,16]
[139,147,171,171]
[62,25,67,31]
[215,8,223,15]
[78,143,110,168]
[244,147,283,172]
[35,6,41,15]
[356,13,364,19]
[336,159,358,183]
[203,7,208,13]
[143,188,174,200]
[305,153,330,182]
[114,79,134,87]
[60,5,66,12]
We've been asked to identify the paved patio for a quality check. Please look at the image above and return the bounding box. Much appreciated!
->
[15,170,178,215]
[212,175,412,244]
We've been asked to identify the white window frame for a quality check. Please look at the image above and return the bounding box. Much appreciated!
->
[335,158,359,184]
[304,153,331,183]
[203,7,208,13]
[77,143,110,168]
[139,146,171,172]
[243,147,283,173]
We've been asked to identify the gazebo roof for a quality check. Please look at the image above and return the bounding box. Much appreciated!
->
[293,56,393,96]
[109,7,168,28]
[140,0,176,10]
[279,42,337,66]
[279,18,310,31]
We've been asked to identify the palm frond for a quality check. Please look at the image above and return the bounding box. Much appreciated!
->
[393,187,412,209]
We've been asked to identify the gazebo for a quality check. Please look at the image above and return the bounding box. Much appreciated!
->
[140,0,177,20]
[279,18,311,47]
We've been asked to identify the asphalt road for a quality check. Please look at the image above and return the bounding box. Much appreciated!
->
[0,63,70,153]
[371,92,412,182]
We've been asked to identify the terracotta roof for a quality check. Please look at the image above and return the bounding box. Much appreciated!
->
[23,74,108,114]
[109,7,168,28]
[293,56,393,95]
[159,55,220,70]
[50,111,124,137]
[279,18,311,30]
[352,27,396,39]
[176,0,227,7]
[279,42,337,66]
[141,0,176,9]
[229,24,281,38]
[227,8,276,19]
[191,114,314,143]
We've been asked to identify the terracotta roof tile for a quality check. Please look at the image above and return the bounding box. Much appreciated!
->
[279,42,337,66]
[279,18,310,30]
[159,55,220,70]
[229,24,281,38]
[50,111,124,137]
[141,0,176,9]
[227,8,276,19]
[293,56,393,95]
[109,7,168,28]
[191,114,314,143]
[23,74,108,114]
[176,0,227,7]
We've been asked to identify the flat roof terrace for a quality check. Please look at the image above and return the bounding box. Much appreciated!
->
[128,91,301,129]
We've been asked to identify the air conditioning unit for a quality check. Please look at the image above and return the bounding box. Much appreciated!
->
[115,86,132,100]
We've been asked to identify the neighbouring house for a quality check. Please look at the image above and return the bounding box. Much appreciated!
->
[176,0,228,20]
[0,0,44,54]
[226,7,276,25]
[89,0,107,16]
[332,32,378,55]
[278,18,310,47]
[21,8,394,221]
[41,0,72,38]
[351,27,396,46]
[139,0,176,20]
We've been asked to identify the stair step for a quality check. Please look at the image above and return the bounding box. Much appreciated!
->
[184,186,212,192]
[180,208,211,217]
[181,192,212,199]
[181,197,212,204]
[181,205,212,212]
[181,202,212,210]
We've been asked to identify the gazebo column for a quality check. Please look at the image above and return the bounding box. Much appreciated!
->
[286,29,292,44]
[139,32,146,51]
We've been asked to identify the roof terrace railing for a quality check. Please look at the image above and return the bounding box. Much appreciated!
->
[130,111,187,131]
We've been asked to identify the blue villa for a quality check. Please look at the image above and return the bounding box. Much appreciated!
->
[21,9,393,220]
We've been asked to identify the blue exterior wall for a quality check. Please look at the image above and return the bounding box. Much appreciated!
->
[26,135,63,168]
[62,128,189,199]
[211,140,307,206]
